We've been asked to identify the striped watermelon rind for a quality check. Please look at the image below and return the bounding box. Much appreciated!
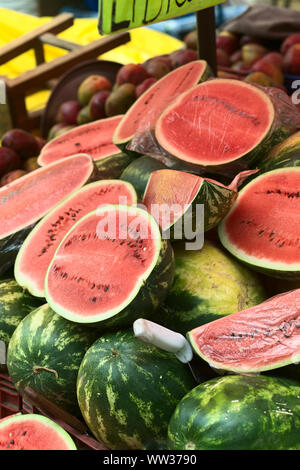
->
[77,329,196,450]
[7,304,100,417]
[259,130,300,173]
[95,152,136,180]
[168,374,300,450]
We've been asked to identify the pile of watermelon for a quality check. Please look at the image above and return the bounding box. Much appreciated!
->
[1,56,300,451]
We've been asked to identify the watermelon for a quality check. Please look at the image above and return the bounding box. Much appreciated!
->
[218,167,300,279]
[259,131,300,172]
[45,205,174,329]
[120,155,167,200]
[0,279,42,346]
[7,304,99,417]
[0,413,77,450]
[168,375,300,450]
[38,116,124,166]
[153,241,266,334]
[0,153,96,276]
[155,79,289,176]
[95,152,135,179]
[188,289,300,374]
[77,329,196,450]
[113,61,212,154]
[15,180,137,298]
[142,168,257,239]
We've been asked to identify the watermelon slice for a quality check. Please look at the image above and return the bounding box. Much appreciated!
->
[142,168,257,239]
[155,79,282,175]
[0,154,96,276]
[45,205,175,329]
[113,61,212,153]
[38,116,123,166]
[218,167,300,279]
[15,180,137,298]
[0,413,76,450]
[188,289,300,374]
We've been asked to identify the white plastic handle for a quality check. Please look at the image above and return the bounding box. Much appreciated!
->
[133,318,193,364]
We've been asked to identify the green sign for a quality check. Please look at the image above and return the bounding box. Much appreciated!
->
[99,0,225,34]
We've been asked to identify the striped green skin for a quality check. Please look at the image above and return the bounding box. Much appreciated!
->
[7,304,100,418]
[259,133,300,173]
[0,279,42,346]
[95,152,135,180]
[168,375,300,450]
[120,156,167,200]
[77,330,196,450]
[153,241,266,335]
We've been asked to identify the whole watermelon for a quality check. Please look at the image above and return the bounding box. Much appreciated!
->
[77,329,196,450]
[168,375,300,450]
[7,304,100,417]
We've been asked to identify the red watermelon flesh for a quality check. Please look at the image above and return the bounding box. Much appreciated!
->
[0,154,95,241]
[0,414,76,450]
[15,180,137,298]
[155,79,274,167]
[39,116,123,166]
[45,206,162,324]
[219,168,300,276]
[188,289,300,373]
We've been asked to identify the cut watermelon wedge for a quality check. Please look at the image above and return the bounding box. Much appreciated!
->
[218,167,300,279]
[45,205,174,329]
[38,116,123,166]
[188,289,300,374]
[15,180,137,298]
[0,413,76,450]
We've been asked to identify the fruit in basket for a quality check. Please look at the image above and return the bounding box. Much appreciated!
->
[281,33,300,55]
[218,168,300,280]
[184,30,197,50]
[259,52,283,68]
[113,60,212,154]
[78,74,112,106]
[244,72,278,87]
[7,304,100,418]
[241,43,268,66]
[0,154,95,276]
[15,180,137,298]
[188,289,300,374]
[77,329,196,450]
[229,49,242,65]
[168,375,300,450]
[143,58,171,79]
[77,106,92,125]
[216,48,231,67]
[45,205,174,330]
[2,129,40,160]
[57,100,82,125]
[0,413,77,450]
[0,147,21,176]
[169,49,198,68]
[135,77,157,98]
[154,79,289,176]
[153,241,266,335]
[0,279,42,346]
[39,115,123,165]
[251,59,284,85]
[88,90,110,120]
[48,122,70,140]
[116,63,151,87]
[1,169,26,186]
[283,44,300,75]
[216,31,239,56]
[23,157,39,172]
[105,83,136,117]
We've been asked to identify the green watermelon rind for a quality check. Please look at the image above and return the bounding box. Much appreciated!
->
[0,413,77,450]
[167,375,300,450]
[95,152,136,180]
[44,205,175,328]
[14,180,138,298]
[218,167,300,280]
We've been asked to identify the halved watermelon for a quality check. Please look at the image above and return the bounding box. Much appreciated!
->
[188,289,300,374]
[0,154,96,275]
[45,205,174,329]
[113,61,212,153]
[218,167,300,279]
[38,116,123,166]
[142,168,257,239]
[15,180,137,298]
[155,79,284,175]
[0,413,76,450]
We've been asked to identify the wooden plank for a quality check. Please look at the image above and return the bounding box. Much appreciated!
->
[10,32,130,94]
[0,13,74,66]
[40,33,80,52]
[196,7,217,75]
